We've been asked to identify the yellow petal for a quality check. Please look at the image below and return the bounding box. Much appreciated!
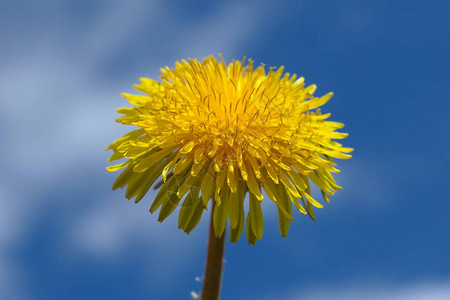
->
[172,155,193,175]
[106,161,129,172]
[244,160,263,201]
[134,147,177,173]
[227,164,238,193]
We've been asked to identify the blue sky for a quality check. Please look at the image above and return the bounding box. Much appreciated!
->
[1,0,449,299]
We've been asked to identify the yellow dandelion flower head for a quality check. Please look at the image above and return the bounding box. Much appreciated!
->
[106,55,353,245]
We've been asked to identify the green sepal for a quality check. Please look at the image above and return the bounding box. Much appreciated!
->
[112,164,135,190]
[133,146,176,173]
[277,186,292,237]
[157,168,189,221]
[213,184,230,237]
[228,191,239,229]
[158,189,183,222]
[291,195,307,215]
[301,197,317,221]
[135,153,177,203]
[229,203,244,243]
[178,163,208,231]
[302,176,317,221]
[229,187,245,243]
[321,190,330,203]
[125,171,148,200]
[184,198,205,233]
[149,171,187,214]
[178,188,201,231]
[200,165,215,208]
[124,149,171,199]
[263,178,295,221]
[249,193,263,240]
[308,170,333,195]
[246,212,257,245]
[105,129,145,151]
[134,174,158,204]
[108,151,125,162]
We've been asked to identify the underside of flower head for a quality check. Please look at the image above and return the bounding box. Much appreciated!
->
[106,55,352,245]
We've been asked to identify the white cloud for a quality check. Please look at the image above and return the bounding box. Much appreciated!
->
[176,0,273,59]
[0,257,29,300]
[283,279,450,300]
[59,0,277,260]
[2,2,404,300]
[68,192,207,258]
[0,0,278,297]
[326,158,390,211]
[81,0,160,64]
[0,186,30,300]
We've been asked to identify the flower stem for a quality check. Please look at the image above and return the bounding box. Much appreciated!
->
[201,201,225,300]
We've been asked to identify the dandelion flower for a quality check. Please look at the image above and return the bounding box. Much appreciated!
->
[106,56,352,245]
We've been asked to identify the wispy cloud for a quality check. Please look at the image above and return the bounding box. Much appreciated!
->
[63,0,276,259]
[283,279,450,300]
[0,0,276,297]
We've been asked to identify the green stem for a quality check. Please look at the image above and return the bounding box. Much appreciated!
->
[201,201,225,300]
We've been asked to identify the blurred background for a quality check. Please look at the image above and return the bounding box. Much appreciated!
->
[1,0,449,299]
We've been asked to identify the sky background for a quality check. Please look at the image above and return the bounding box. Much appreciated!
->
[1,0,450,299]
